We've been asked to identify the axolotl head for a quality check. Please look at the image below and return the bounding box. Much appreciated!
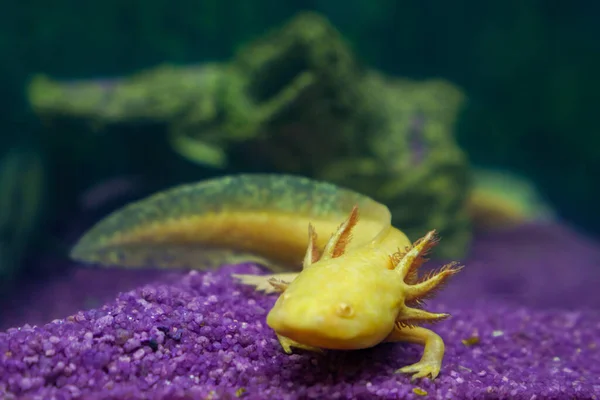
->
[266,248,406,350]
[266,206,462,351]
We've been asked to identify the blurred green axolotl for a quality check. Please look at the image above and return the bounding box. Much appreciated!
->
[71,174,463,380]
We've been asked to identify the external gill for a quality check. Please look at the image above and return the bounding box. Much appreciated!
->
[390,230,463,327]
[268,204,360,292]
[302,223,321,268]
[320,205,359,261]
[392,230,439,284]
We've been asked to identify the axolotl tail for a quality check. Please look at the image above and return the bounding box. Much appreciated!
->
[70,174,393,272]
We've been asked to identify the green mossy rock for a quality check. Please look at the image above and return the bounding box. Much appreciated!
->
[27,12,471,259]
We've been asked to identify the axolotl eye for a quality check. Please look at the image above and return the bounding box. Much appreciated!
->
[335,302,355,318]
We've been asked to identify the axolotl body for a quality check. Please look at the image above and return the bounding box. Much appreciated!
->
[70,174,463,380]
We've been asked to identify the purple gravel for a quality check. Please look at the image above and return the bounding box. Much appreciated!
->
[0,222,599,399]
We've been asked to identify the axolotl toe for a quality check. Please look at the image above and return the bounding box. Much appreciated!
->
[70,174,463,380]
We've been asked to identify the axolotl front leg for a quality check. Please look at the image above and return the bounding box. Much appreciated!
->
[385,326,445,380]
[232,272,300,294]
[234,270,324,354]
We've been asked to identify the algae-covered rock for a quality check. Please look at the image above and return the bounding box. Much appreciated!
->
[29,63,233,167]
[319,71,471,257]
[27,12,471,258]
[28,13,363,171]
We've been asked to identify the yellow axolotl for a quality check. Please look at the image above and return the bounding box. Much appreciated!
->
[70,174,463,380]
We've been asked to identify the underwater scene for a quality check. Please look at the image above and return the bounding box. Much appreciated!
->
[0,2,599,399]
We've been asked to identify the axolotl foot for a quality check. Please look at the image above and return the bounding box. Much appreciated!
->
[386,326,445,380]
[395,359,441,380]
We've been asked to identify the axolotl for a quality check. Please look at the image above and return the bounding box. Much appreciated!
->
[70,174,463,380]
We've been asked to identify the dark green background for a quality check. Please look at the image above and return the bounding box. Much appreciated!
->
[2,0,599,236]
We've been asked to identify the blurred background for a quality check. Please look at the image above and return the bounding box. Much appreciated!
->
[1,1,598,327]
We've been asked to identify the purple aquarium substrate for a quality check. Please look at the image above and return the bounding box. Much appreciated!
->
[0,222,599,399]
